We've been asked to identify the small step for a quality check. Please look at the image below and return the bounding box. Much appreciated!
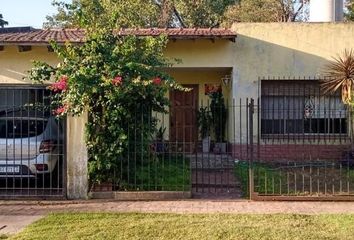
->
[192,183,240,188]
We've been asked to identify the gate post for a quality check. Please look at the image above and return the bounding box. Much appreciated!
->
[248,99,255,200]
[66,112,89,199]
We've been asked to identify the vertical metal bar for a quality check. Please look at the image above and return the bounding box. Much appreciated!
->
[34,89,38,195]
[184,98,187,190]
[324,160,327,195]
[134,105,137,189]
[20,89,23,195]
[5,89,8,195]
[12,89,15,196]
[175,94,178,192]
[310,160,313,195]
[248,99,254,199]
[147,106,151,191]
[141,104,144,190]
[257,98,260,165]
[27,89,30,196]
[127,118,130,190]
[155,111,158,191]
[240,98,242,161]
[41,89,45,193]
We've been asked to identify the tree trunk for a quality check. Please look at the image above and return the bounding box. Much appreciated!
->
[158,0,174,28]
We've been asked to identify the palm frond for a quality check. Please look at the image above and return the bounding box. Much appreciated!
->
[320,49,354,104]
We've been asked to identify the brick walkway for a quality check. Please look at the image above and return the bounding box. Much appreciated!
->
[1,200,354,215]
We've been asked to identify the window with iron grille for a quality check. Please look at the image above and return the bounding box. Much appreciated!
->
[261,80,347,136]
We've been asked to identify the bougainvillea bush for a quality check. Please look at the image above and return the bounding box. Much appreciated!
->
[28,28,184,188]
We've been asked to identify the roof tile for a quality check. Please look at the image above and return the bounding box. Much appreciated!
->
[0,28,236,45]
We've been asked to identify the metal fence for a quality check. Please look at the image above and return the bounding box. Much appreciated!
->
[99,80,354,201]
[0,85,65,199]
[242,79,354,201]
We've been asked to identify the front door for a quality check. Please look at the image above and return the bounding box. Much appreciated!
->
[170,85,198,152]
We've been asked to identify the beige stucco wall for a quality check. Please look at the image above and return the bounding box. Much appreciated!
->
[166,40,235,68]
[0,46,58,84]
[231,22,354,99]
[0,40,235,84]
[231,23,354,143]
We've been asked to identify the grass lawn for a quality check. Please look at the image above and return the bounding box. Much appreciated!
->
[120,154,190,191]
[235,161,284,197]
[235,161,354,197]
[8,213,354,240]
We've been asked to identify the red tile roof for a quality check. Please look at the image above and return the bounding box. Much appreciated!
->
[0,28,236,45]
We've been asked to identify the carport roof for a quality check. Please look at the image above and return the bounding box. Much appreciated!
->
[0,28,237,45]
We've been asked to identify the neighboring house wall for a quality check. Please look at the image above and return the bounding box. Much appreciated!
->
[230,23,354,161]
[231,23,354,100]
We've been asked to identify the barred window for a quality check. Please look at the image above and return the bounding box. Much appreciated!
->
[261,80,347,135]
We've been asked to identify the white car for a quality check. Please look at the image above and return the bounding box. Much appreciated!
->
[0,109,63,179]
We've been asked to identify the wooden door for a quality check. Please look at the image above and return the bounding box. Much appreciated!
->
[170,85,198,151]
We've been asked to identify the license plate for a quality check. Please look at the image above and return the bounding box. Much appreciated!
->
[0,166,20,173]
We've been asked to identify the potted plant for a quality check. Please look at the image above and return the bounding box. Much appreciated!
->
[197,107,212,153]
[155,126,166,153]
[209,91,227,153]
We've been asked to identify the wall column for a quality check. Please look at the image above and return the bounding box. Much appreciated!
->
[66,112,88,199]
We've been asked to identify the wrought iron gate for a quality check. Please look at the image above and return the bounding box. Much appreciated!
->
[0,85,66,199]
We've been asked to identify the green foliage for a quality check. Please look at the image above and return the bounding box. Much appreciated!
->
[0,13,8,28]
[209,92,227,142]
[235,161,285,197]
[222,0,309,26]
[174,0,236,27]
[45,0,312,29]
[126,154,190,191]
[29,4,187,185]
[346,0,354,21]
[156,126,166,140]
[44,0,236,28]
[44,0,160,28]
[197,106,212,139]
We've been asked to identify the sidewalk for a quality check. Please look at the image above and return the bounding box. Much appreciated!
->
[1,200,354,235]
[1,199,354,215]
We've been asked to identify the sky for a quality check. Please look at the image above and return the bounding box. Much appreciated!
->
[1,0,72,28]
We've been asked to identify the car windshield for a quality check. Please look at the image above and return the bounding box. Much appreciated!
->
[0,118,48,138]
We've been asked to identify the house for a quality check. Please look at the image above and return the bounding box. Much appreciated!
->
[0,20,354,199]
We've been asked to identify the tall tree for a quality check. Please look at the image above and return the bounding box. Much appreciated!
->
[0,13,8,28]
[44,0,161,28]
[173,0,236,27]
[44,0,236,28]
[222,0,309,26]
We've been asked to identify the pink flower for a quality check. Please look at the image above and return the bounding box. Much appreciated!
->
[53,104,68,115]
[112,76,123,86]
[59,75,69,82]
[153,77,162,85]
[49,75,68,92]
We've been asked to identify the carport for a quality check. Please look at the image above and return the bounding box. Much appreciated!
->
[0,27,88,200]
[0,84,66,199]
